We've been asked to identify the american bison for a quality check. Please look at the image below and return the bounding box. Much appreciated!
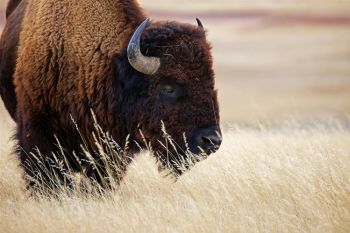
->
[0,0,222,189]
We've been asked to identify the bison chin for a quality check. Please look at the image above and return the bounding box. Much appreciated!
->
[150,124,222,176]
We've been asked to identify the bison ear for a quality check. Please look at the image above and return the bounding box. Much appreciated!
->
[196,18,204,29]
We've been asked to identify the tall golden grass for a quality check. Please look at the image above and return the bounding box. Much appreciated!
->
[1,116,350,232]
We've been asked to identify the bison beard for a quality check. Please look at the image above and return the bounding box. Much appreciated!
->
[0,0,222,191]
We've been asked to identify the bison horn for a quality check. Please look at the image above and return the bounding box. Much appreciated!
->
[127,18,160,75]
[196,18,204,29]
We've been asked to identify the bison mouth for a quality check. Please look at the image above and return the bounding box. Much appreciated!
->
[152,124,222,175]
[154,149,209,176]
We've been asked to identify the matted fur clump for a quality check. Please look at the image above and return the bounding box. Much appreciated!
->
[0,120,349,232]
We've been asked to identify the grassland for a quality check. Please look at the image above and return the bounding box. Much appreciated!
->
[1,0,350,232]
[1,105,350,232]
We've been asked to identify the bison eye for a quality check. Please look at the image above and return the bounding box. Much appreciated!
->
[162,85,175,94]
[158,80,185,102]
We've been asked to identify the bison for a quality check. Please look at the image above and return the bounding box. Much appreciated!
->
[0,0,222,190]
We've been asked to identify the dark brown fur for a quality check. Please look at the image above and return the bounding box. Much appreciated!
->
[6,0,22,18]
[0,0,220,189]
[0,0,26,120]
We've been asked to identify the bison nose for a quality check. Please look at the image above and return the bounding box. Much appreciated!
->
[191,126,222,154]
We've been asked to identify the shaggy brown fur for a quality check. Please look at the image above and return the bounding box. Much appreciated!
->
[0,0,220,189]
[0,0,26,120]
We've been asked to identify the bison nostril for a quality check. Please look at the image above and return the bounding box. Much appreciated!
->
[202,135,221,147]
[195,132,222,153]
[202,136,212,145]
[190,125,222,154]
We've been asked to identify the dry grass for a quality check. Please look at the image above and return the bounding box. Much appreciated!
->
[1,106,350,232]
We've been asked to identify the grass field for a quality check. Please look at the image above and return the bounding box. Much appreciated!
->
[1,0,350,232]
[1,109,350,232]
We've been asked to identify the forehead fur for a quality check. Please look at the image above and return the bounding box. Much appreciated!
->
[139,21,214,84]
[140,21,211,63]
[143,21,206,42]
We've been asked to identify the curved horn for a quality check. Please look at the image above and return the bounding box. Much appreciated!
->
[127,18,160,75]
[196,18,204,29]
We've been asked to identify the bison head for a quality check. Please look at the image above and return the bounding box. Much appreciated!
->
[113,19,221,174]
